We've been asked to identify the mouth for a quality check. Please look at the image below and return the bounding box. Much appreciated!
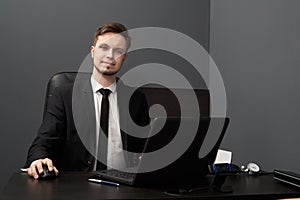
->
[101,61,115,66]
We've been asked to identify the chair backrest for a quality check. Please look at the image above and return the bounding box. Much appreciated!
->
[43,72,77,118]
[43,72,210,118]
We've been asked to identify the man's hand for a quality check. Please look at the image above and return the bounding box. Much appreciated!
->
[27,158,59,179]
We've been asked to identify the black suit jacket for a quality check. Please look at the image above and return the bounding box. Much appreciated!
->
[25,74,150,171]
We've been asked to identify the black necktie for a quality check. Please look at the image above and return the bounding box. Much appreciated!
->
[97,88,111,170]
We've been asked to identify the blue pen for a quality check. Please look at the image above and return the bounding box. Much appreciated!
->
[88,178,120,186]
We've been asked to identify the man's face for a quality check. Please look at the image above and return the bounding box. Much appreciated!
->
[91,32,127,76]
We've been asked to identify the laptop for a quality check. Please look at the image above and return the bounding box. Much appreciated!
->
[92,117,230,186]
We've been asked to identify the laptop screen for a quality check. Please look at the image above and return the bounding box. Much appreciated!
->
[95,117,230,186]
[134,117,229,174]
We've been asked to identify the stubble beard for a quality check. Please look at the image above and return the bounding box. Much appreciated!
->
[94,65,119,76]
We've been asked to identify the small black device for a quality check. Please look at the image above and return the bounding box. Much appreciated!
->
[208,163,241,175]
[274,170,300,188]
[38,165,56,180]
[208,163,240,193]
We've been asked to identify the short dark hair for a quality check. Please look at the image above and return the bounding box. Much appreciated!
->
[92,22,131,51]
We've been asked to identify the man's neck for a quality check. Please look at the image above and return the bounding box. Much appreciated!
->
[92,70,116,87]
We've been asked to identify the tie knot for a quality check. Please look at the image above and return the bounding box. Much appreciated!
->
[99,88,111,98]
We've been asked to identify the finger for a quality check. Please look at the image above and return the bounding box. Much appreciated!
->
[36,160,44,175]
[43,158,54,171]
[53,167,59,176]
[31,167,39,179]
[27,167,32,176]
[29,161,40,179]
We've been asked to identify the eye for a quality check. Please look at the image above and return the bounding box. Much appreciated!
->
[99,44,109,51]
[115,48,125,55]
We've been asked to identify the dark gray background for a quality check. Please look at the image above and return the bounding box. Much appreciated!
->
[1,0,300,190]
[210,0,300,173]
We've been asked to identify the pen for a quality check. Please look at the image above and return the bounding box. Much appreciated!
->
[88,178,120,186]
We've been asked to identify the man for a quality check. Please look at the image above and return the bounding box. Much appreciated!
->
[25,22,150,179]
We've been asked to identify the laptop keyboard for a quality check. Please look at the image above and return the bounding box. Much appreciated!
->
[102,169,136,179]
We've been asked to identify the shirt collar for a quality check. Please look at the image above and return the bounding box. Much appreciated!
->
[90,76,116,94]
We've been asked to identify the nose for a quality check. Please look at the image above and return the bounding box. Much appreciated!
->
[106,49,114,60]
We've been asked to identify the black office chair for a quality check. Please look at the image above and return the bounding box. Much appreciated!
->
[43,72,78,119]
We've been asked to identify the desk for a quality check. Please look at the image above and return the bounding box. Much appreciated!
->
[1,172,300,200]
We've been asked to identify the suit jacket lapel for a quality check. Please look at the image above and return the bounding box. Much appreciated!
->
[72,73,97,162]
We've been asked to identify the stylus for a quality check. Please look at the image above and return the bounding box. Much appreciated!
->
[88,178,120,186]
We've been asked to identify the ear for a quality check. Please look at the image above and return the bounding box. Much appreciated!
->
[90,46,95,58]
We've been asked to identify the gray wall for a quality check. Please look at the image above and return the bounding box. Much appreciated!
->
[211,0,300,172]
[0,0,210,190]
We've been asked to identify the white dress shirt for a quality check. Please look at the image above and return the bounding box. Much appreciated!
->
[91,77,126,170]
